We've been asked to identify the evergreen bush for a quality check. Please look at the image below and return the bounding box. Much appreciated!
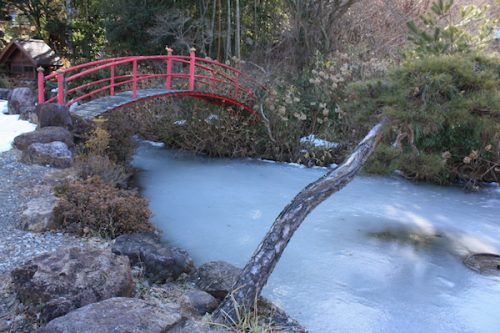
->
[346,52,499,186]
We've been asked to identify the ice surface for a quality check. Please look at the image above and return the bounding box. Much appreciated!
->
[0,100,37,153]
[133,142,500,333]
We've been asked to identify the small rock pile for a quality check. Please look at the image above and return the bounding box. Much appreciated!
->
[4,232,306,333]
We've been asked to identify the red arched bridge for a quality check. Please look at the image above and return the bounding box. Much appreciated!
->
[37,48,264,120]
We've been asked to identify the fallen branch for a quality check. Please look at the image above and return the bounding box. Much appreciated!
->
[258,103,275,143]
[212,117,389,323]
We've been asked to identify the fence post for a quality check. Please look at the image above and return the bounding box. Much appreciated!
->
[56,69,65,105]
[189,47,196,91]
[37,67,45,104]
[166,46,173,89]
[110,64,115,96]
[132,59,138,99]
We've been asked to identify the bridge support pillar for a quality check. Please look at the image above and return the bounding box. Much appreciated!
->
[37,67,45,104]
[110,65,115,96]
[56,69,65,105]
[189,48,196,91]
[132,60,138,99]
[166,47,173,89]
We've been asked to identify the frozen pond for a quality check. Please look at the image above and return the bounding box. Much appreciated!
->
[133,142,500,333]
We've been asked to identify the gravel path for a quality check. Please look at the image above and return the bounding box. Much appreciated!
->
[0,148,109,332]
[0,149,109,274]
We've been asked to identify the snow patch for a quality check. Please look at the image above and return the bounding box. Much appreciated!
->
[0,100,37,153]
[174,119,187,126]
[143,140,165,148]
[205,114,219,123]
[69,102,79,112]
[300,134,339,149]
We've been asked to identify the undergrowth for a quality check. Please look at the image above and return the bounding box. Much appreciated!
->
[53,176,153,238]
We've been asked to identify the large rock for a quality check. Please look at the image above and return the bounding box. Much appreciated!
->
[22,141,73,168]
[19,193,58,232]
[35,297,184,333]
[185,289,219,315]
[8,87,35,120]
[257,297,308,333]
[36,103,73,129]
[14,126,74,150]
[189,261,241,299]
[112,233,194,282]
[152,283,219,316]
[11,247,133,322]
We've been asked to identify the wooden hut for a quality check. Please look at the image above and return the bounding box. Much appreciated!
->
[0,39,61,80]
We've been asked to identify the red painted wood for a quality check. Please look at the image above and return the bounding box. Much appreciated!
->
[37,68,45,104]
[38,53,264,115]
[57,72,65,105]
[189,49,196,91]
[166,48,173,89]
[110,65,115,96]
[132,60,138,98]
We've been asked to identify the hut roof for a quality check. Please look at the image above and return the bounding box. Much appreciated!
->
[0,39,62,66]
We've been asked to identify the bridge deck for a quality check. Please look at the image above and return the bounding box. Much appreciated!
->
[72,89,184,119]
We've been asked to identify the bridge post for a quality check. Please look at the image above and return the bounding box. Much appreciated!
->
[189,48,196,91]
[37,67,45,104]
[166,47,173,89]
[110,65,115,96]
[234,72,240,99]
[56,69,65,105]
[132,59,138,99]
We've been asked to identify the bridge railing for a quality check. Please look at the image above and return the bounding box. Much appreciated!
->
[37,49,263,111]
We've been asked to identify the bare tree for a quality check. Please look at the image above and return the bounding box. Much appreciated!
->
[235,0,241,59]
[148,10,211,55]
[225,0,232,59]
[213,117,389,323]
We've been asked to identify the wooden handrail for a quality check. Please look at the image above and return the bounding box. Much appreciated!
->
[38,51,264,114]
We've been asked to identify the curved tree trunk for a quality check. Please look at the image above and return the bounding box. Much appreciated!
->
[212,117,389,323]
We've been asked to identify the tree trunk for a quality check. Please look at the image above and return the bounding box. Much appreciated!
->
[212,117,389,323]
[225,0,232,60]
[65,0,74,57]
[209,0,217,57]
[234,0,241,59]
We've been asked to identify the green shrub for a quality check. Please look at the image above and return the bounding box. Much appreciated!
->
[54,177,153,238]
[345,52,499,186]
[406,0,497,58]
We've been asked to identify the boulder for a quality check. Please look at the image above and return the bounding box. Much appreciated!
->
[8,87,35,120]
[112,233,194,282]
[11,247,133,322]
[0,88,10,100]
[257,297,308,333]
[36,103,73,129]
[171,319,223,333]
[154,283,219,316]
[35,297,184,333]
[70,114,94,143]
[14,126,74,150]
[189,261,241,299]
[19,193,58,232]
[22,141,73,168]
[185,289,219,315]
